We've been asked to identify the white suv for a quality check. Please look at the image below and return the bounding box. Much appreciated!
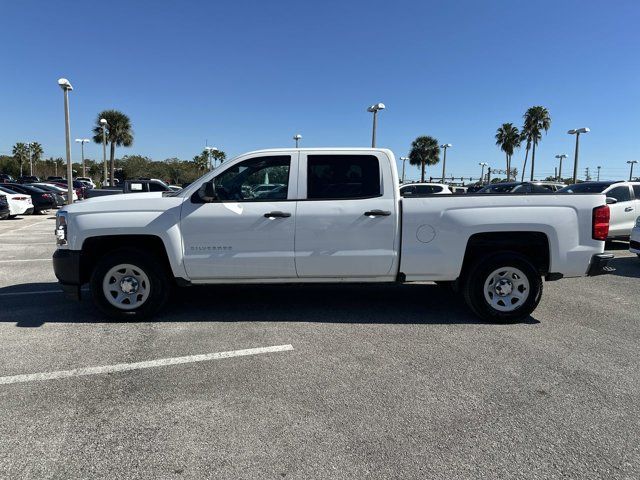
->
[399,183,452,196]
[559,181,640,238]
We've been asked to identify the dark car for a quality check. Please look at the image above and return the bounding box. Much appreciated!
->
[1,173,16,184]
[18,175,40,183]
[0,194,9,219]
[47,176,65,181]
[4,183,56,213]
[478,181,565,194]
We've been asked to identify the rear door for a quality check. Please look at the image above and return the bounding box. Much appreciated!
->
[294,151,398,278]
[606,185,636,237]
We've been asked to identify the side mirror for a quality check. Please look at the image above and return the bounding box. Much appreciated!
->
[605,197,618,205]
[198,181,217,202]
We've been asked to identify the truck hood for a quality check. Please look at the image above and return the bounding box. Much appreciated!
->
[61,192,183,214]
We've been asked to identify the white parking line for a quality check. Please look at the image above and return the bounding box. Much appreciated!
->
[0,344,294,385]
[2,243,55,246]
[0,258,51,263]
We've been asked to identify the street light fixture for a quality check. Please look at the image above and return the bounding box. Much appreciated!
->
[568,127,590,184]
[57,78,74,205]
[75,138,90,177]
[399,157,409,183]
[366,103,385,148]
[205,146,218,170]
[478,162,488,185]
[555,154,567,181]
[99,118,108,186]
[440,144,452,183]
[627,160,638,181]
[293,134,302,148]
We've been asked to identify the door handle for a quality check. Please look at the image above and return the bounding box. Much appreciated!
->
[364,210,391,217]
[625,207,634,212]
[264,211,291,218]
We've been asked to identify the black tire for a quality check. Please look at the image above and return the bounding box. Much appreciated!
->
[90,248,170,320]
[462,252,542,323]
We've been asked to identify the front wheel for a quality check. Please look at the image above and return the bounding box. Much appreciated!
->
[90,249,170,320]
[462,252,542,323]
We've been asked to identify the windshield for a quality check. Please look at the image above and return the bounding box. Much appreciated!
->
[558,182,612,193]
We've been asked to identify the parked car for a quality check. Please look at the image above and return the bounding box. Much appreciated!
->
[399,183,452,196]
[1,173,16,183]
[630,216,640,257]
[54,147,612,322]
[86,179,172,198]
[76,177,96,188]
[48,180,88,200]
[3,183,56,213]
[47,176,65,182]
[478,181,565,194]
[168,185,183,192]
[18,175,40,183]
[559,181,640,239]
[0,186,34,217]
[0,194,9,219]
[33,183,78,202]
[450,186,468,194]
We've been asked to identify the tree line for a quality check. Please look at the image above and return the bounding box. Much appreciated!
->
[2,109,226,186]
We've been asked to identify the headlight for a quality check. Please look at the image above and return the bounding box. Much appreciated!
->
[55,211,68,246]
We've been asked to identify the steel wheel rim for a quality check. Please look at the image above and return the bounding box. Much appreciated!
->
[483,266,530,312]
[102,263,150,311]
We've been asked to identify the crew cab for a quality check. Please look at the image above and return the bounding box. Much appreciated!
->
[53,148,613,322]
[87,179,171,198]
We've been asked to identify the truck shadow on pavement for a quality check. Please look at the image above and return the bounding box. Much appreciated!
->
[608,256,640,278]
[0,282,540,327]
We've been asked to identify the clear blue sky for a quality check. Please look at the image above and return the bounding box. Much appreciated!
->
[1,0,638,181]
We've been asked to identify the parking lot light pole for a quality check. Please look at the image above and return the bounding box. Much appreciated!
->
[628,160,638,181]
[478,162,488,185]
[440,144,452,183]
[596,165,601,181]
[58,78,74,205]
[400,157,408,183]
[26,142,33,176]
[75,138,90,177]
[293,134,302,148]
[555,154,567,181]
[367,103,385,148]
[100,119,108,186]
[568,127,590,184]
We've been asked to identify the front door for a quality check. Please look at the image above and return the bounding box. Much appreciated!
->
[180,153,298,280]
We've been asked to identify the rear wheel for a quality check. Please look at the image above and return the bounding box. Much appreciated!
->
[463,252,542,322]
[90,249,169,320]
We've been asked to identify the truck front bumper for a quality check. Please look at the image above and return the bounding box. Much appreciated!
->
[586,253,615,276]
[52,249,82,300]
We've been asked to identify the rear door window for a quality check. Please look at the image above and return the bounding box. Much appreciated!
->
[608,186,632,202]
[307,155,380,199]
[632,185,640,199]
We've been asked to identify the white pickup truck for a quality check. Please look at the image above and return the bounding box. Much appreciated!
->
[53,148,613,322]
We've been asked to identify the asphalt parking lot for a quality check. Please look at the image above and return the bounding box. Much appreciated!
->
[0,214,639,479]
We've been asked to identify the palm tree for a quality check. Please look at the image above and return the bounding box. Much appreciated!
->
[521,106,551,181]
[92,110,133,185]
[29,142,43,176]
[212,150,226,167]
[12,142,28,177]
[495,123,521,181]
[408,136,440,182]
[193,152,209,171]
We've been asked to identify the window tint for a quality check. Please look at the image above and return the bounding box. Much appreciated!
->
[633,185,640,199]
[400,186,415,196]
[148,182,166,192]
[307,155,380,199]
[532,184,554,193]
[213,155,290,201]
[513,184,532,193]
[608,186,631,202]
